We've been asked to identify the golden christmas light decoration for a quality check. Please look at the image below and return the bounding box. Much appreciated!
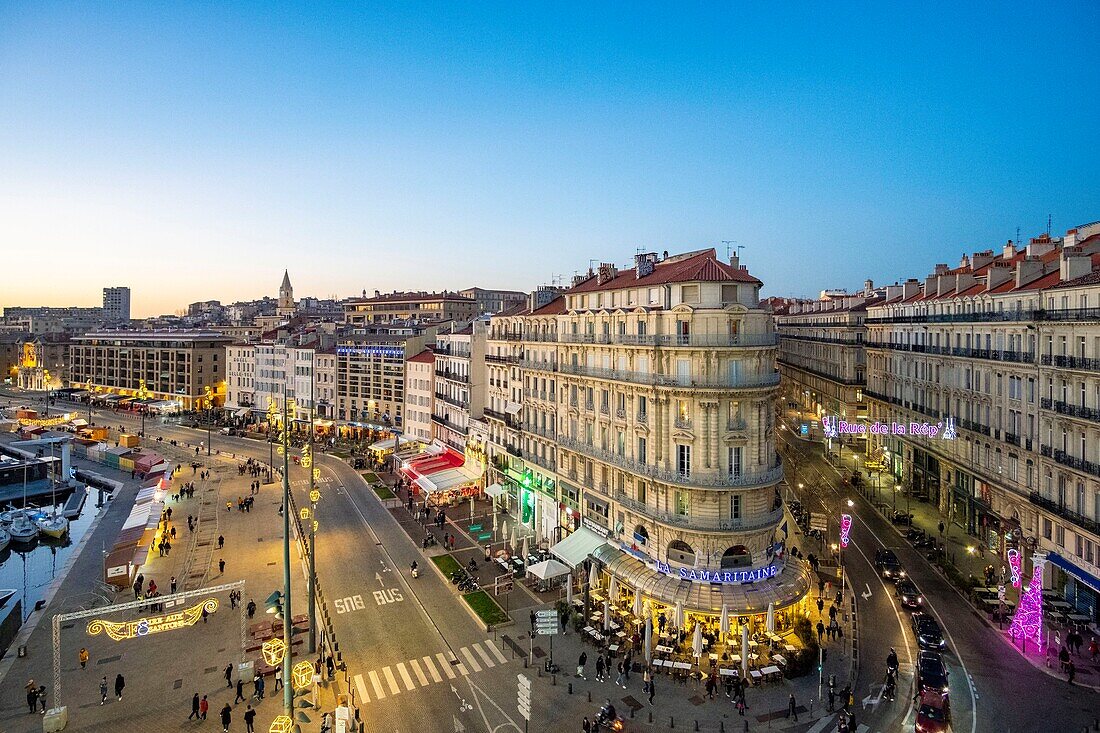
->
[292,660,314,690]
[268,715,293,733]
[309,489,321,503]
[261,637,287,666]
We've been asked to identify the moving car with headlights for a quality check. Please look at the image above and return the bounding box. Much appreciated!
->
[911,613,946,651]
[896,579,924,609]
[915,689,950,732]
[916,650,949,695]
[875,548,907,582]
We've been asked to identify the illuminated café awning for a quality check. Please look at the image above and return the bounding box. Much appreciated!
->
[369,436,416,453]
[400,447,464,480]
[589,544,813,614]
[414,464,484,494]
[549,526,609,569]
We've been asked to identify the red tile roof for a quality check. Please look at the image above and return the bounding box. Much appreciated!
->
[566,249,760,295]
[407,349,435,364]
[530,296,567,316]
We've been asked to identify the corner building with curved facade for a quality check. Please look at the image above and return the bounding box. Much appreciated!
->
[484,248,811,625]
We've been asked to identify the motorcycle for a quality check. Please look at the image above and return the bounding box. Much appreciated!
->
[411,563,419,579]
[422,532,437,549]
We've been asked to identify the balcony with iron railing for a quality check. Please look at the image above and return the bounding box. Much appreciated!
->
[431,413,468,435]
[438,369,469,384]
[1029,492,1100,536]
[1041,355,1100,371]
[607,489,784,532]
[557,363,781,390]
[778,333,863,346]
[519,359,557,372]
[777,359,866,386]
[1049,448,1100,478]
[557,332,778,348]
[434,393,468,409]
[556,435,783,488]
[674,417,693,430]
[526,452,556,472]
[486,353,518,364]
[727,418,748,431]
[483,408,521,429]
[1040,398,1100,424]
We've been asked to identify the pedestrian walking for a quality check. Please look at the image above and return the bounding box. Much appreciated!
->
[828,686,836,712]
[577,651,587,679]
[26,680,39,714]
[100,677,108,705]
[114,673,125,701]
[220,702,232,732]
[247,599,256,619]
[817,597,824,615]
[642,667,651,695]
[234,678,245,703]
[255,674,265,699]
[200,695,209,720]
[816,620,825,642]
[595,653,605,681]
[274,666,283,691]
[786,693,798,721]
[219,558,226,574]
[170,577,177,594]
[704,672,716,699]
[244,705,256,733]
[616,660,627,688]
[1067,660,1076,685]
[79,647,89,669]
[36,684,47,713]
[647,674,655,704]
[219,535,225,548]
[189,693,201,720]
[582,716,591,733]
[225,663,234,688]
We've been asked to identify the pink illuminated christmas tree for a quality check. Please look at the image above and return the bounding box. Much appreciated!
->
[1008,552,1047,649]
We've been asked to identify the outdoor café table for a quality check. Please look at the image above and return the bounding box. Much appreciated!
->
[729,655,742,665]
[1067,613,1090,624]
[719,667,738,677]
[760,665,782,680]
[709,653,719,662]
[748,653,760,663]
[609,621,621,630]
[749,670,763,683]
[616,631,627,639]
[748,640,759,650]
[773,654,787,667]
[496,558,510,571]
[673,662,692,671]
[583,626,595,635]
[608,644,619,652]
[765,632,782,644]
[655,645,674,654]
[1049,600,1072,611]
[1041,590,1064,601]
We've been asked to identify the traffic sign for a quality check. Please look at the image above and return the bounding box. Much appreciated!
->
[809,512,828,531]
[997,585,1006,601]
[517,674,531,721]
[495,573,514,596]
[535,623,558,635]
[535,609,557,620]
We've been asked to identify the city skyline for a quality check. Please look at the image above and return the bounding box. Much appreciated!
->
[3,3,1098,316]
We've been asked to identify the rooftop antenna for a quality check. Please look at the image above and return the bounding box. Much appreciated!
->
[1047,214,1052,235]
[1016,226,1020,246]
[588,259,598,274]
[722,240,736,259]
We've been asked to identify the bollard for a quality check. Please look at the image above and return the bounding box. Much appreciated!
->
[587,691,592,703]
[630,707,634,719]
[552,674,556,686]
[568,683,573,695]
[720,723,724,733]
[524,657,528,668]
[649,711,653,724]
[537,667,541,678]
[743,722,748,733]
[669,716,674,729]
[694,721,699,731]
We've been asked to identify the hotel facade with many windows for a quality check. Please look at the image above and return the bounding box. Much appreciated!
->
[847,223,1100,622]
[485,249,810,618]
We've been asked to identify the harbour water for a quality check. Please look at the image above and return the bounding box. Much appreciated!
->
[0,488,104,623]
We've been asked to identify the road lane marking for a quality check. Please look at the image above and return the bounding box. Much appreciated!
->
[805,715,836,733]
[486,640,508,664]
[368,670,386,700]
[472,642,495,668]
[409,658,430,686]
[460,646,482,672]
[353,674,370,704]
[422,655,443,683]
[437,653,457,679]
[396,662,416,691]
[382,666,401,695]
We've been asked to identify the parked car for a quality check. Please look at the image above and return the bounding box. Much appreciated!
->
[891,510,914,525]
[896,579,924,609]
[915,690,950,732]
[874,549,907,582]
[911,613,946,651]
[916,650,950,695]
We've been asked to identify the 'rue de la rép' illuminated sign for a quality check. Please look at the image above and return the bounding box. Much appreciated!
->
[654,561,779,584]
[86,598,218,641]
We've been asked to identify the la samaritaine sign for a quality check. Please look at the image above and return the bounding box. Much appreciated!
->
[654,561,779,584]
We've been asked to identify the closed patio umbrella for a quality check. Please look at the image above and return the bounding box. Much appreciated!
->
[589,562,601,590]
[608,576,618,604]
[604,599,612,631]
[509,526,517,553]
[566,572,573,606]
[674,601,685,629]
[692,622,703,658]
[632,589,643,617]
[644,615,653,664]
[720,603,730,636]
[741,625,750,677]
[521,535,530,563]
[766,602,775,633]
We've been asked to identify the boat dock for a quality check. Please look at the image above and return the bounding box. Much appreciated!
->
[62,488,87,519]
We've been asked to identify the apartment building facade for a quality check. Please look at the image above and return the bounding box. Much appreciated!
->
[458,287,527,315]
[68,330,232,410]
[485,249,810,617]
[861,224,1100,620]
[336,330,432,429]
[404,349,435,442]
[343,291,478,326]
[432,323,486,450]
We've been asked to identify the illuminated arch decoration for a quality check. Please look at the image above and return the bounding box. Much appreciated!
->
[1008,552,1047,649]
[86,598,218,641]
[18,413,76,428]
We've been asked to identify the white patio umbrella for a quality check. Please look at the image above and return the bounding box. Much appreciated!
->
[720,603,730,636]
[608,576,618,604]
[741,625,750,677]
[509,526,518,553]
[566,572,573,606]
[632,589,643,617]
[521,535,530,562]
[692,622,703,658]
[766,602,775,633]
[644,615,653,663]
[500,519,508,540]
[674,601,685,629]
[604,599,612,631]
[589,562,601,590]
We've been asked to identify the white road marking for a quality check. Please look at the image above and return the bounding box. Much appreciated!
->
[437,653,458,679]
[473,642,496,668]
[422,655,443,683]
[353,673,370,704]
[368,670,386,700]
[409,658,430,686]
[486,641,508,664]
[805,715,836,733]
[396,662,416,691]
[460,646,482,673]
[383,666,401,695]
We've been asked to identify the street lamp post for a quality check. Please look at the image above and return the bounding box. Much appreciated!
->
[307,375,318,655]
[280,388,294,721]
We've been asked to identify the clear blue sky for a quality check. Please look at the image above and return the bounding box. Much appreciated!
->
[1,2,1097,316]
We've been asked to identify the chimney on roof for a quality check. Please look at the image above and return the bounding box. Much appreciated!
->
[1060,246,1092,283]
[863,279,874,295]
[662,250,669,260]
[1003,240,1017,259]
[1027,235,1056,258]
[885,284,903,302]
[971,250,995,270]
[634,252,658,279]
[1015,256,1045,288]
[596,262,618,284]
[955,271,976,294]
[375,290,381,298]
[902,279,921,300]
[959,254,970,269]
[1065,228,1078,249]
[933,263,950,276]
[729,251,739,269]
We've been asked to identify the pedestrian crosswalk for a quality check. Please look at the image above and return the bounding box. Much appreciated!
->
[803,716,876,733]
[352,640,509,704]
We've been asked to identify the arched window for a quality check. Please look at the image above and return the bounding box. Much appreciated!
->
[667,539,695,565]
[720,545,752,569]
[633,525,649,544]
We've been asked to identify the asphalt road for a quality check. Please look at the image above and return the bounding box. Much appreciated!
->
[780,429,1099,733]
